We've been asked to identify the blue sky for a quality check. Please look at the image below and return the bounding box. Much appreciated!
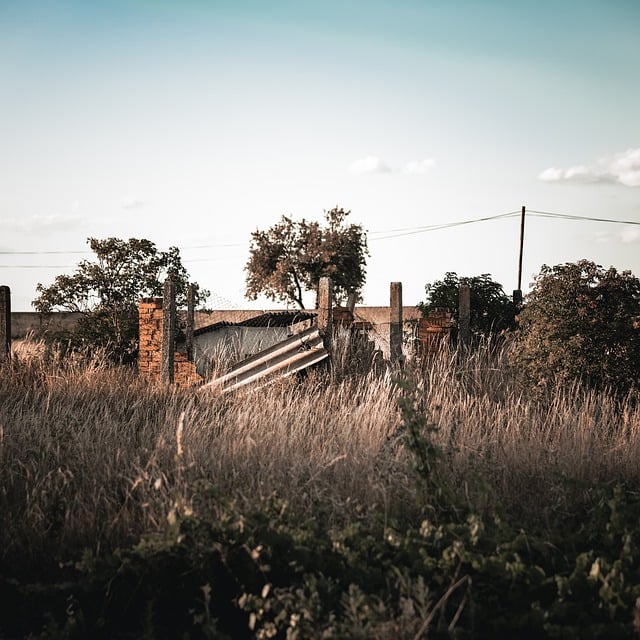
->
[1,0,639,310]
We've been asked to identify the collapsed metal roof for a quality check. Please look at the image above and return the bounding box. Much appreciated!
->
[193,310,316,336]
[201,324,328,393]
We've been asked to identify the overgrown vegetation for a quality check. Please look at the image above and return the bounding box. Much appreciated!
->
[245,207,369,308]
[33,237,209,363]
[511,260,640,393]
[3,338,640,638]
[418,272,517,341]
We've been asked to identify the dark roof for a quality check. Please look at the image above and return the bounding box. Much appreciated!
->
[194,311,315,336]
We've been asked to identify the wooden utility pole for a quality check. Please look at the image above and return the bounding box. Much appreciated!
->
[514,205,526,304]
[161,278,176,384]
[0,286,10,364]
[389,282,403,365]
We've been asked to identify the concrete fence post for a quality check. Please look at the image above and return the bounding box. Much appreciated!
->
[390,281,403,365]
[0,286,11,364]
[161,278,176,384]
[458,284,471,350]
[317,276,333,355]
[186,283,195,361]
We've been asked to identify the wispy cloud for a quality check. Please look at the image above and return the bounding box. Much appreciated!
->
[0,214,82,233]
[607,148,640,187]
[348,156,436,175]
[538,148,640,187]
[621,227,640,243]
[593,228,640,244]
[401,158,436,175]
[348,156,391,175]
[122,195,147,209]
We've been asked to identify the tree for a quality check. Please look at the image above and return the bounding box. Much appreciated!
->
[511,260,640,393]
[418,272,517,341]
[245,207,369,309]
[33,237,209,362]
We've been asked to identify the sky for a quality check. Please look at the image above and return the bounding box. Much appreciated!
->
[1,0,639,311]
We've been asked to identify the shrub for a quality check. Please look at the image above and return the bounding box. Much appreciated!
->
[418,273,517,342]
[511,260,640,393]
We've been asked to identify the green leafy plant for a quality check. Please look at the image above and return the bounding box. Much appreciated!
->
[512,260,640,393]
[418,272,517,342]
[33,237,209,363]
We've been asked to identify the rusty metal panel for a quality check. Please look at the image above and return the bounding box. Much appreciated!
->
[202,325,328,393]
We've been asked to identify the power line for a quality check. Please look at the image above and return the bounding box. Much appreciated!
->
[0,265,75,269]
[0,242,248,256]
[369,211,521,240]
[526,210,640,225]
[0,250,89,255]
[1,207,638,268]
[0,210,522,255]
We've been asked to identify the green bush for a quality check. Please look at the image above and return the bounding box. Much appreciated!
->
[418,273,517,342]
[512,260,640,393]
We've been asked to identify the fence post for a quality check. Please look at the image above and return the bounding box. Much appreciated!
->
[317,276,333,355]
[0,286,10,364]
[186,283,195,361]
[390,281,403,365]
[458,284,470,350]
[161,278,176,384]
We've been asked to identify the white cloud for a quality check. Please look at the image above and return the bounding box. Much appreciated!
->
[538,148,640,187]
[0,214,82,233]
[401,158,436,175]
[538,165,607,184]
[348,156,436,175]
[122,195,147,209]
[606,148,640,187]
[348,156,391,174]
[620,227,640,243]
[594,231,613,244]
[538,167,564,182]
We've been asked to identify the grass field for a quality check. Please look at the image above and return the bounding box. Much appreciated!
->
[3,336,640,637]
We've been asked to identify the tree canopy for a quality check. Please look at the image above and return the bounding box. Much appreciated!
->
[418,272,517,340]
[245,207,369,308]
[33,237,208,362]
[511,260,640,393]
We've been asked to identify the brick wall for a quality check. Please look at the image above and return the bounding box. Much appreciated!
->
[138,297,202,387]
[418,308,452,357]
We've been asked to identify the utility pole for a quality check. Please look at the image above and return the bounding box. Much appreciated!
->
[514,205,526,307]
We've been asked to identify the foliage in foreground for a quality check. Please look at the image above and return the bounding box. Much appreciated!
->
[6,480,640,639]
[3,344,640,637]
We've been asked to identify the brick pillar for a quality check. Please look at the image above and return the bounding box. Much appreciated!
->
[138,297,163,381]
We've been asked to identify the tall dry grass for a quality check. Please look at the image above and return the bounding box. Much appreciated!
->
[2,336,640,574]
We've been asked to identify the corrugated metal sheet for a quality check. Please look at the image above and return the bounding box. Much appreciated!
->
[193,310,316,335]
[202,325,328,393]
